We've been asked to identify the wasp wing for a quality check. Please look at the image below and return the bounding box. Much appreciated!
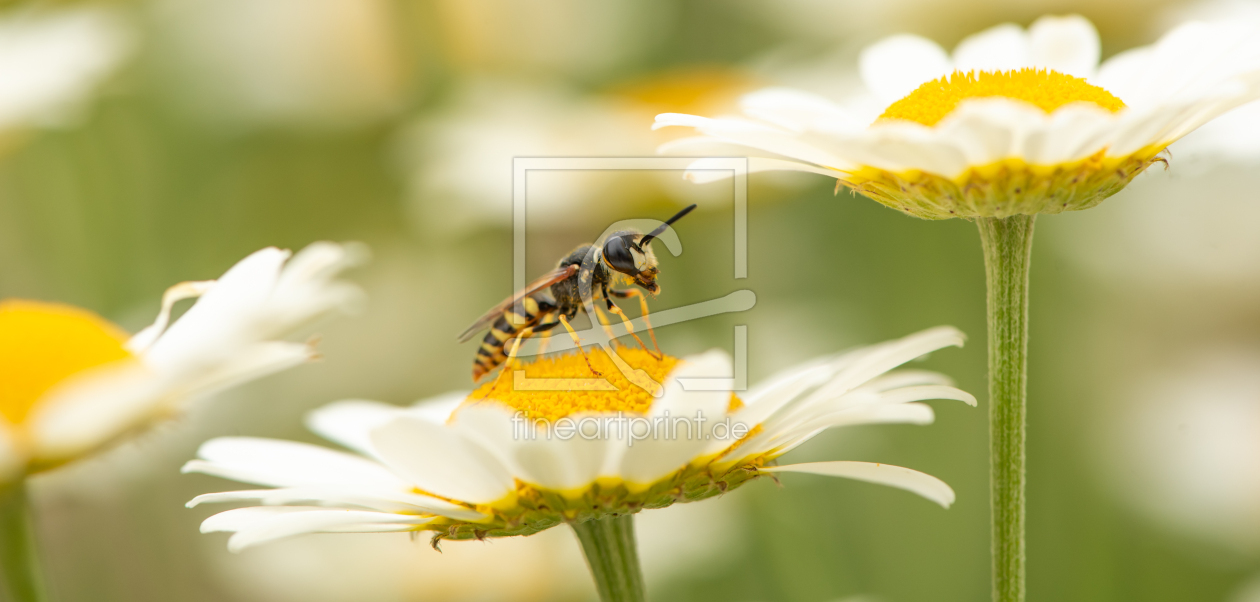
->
[456,264,579,343]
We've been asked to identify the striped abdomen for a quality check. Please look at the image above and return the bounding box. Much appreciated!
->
[473,296,544,381]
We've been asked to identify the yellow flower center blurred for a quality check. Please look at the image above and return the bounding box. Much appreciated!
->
[879,68,1126,126]
[0,300,134,425]
[467,347,740,422]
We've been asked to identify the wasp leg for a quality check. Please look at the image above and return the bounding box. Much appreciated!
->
[608,288,662,359]
[558,314,602,377]
[604,296,659,360]
[591,305,619,340]
[533,316,561,356]
[482,326,535,399]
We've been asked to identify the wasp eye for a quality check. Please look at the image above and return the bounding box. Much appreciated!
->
[602,236,638,275]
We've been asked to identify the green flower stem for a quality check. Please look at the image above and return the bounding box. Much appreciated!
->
[571,514,645,602]
[0,480,49,602]
[977,215,1035,602]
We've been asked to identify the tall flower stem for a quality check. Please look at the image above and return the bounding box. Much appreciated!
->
[0,480,49,602]
[977,215,1035,602]
[571,514,645,602]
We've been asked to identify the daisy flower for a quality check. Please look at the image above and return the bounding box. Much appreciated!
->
[0,241,362,600]
[0,242,362,480]
[186,327,972,601]
[656,15,1260,220]
[0,242,361,602]
[653,15,1260,602]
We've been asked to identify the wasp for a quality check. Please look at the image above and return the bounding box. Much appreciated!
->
[458,204,697,383]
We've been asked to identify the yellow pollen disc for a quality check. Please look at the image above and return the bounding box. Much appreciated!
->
[0,300,134,425]
[467,347,741,422]
[879,68,1126,127]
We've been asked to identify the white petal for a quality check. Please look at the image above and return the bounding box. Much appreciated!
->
[26,361,167,463]
[655,113,850,169]
[618,353,732,487]
[266,241,367,329]
[868,385,976,407]
[806,326,966,402]
[933,98,1046,166]
[125,280,214,354]
[172,340,313,399]
[1021,102,1118,165]
[684,156,840,184]
[305,399,407,457]
[859,370,954,391]
[183,437,407,489]
[780,402,937,440]
[830,123,969,177]
[740,87,865,132]
[370,416,515,504]
[186,486,486,521]
[1094,46,1155,106]
[406,391,469,424]
[859,34,952,104]
[451,404,605,493]
[761,461,956,508]
[201,507,432,552]
[143,247,289,371]
[1028,15,1100,78]
[953,23,1031,73]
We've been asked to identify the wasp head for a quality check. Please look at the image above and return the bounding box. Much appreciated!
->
[601,231,660,295]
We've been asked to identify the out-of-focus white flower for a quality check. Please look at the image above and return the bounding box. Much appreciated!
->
[185,327,972,552]
[1103,347,1260,555]
[657,15,1260,220]
[1046,162,1260,294]
[0,242,362,482]
[397,79,652,233]
[0,6,131,134]
[397,76,750,235]
[432,0,666,78]
[151,0,404,129]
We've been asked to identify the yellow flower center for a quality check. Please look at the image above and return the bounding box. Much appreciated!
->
[466,347,740,422]
[0,300,134,425]
[879,68,1126,126]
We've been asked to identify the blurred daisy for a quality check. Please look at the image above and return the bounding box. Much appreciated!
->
[397,79,653,234]
[1103,347,1260,556]
[397,74,753,236]
[0,6,131,143]
[655,15,1260,219]
[186,326,973,552]
[0,242,362,481]
[1047,159,1260,295]
[151,0,405,129]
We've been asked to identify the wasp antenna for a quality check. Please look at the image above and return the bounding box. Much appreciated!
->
[639,204,697,247]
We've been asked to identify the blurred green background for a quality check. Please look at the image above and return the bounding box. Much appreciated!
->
[2,0,1259,600]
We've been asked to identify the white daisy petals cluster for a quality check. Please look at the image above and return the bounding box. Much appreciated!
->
[0,242,363,480]
[655,15,1260,219]
[185,327,974,552]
